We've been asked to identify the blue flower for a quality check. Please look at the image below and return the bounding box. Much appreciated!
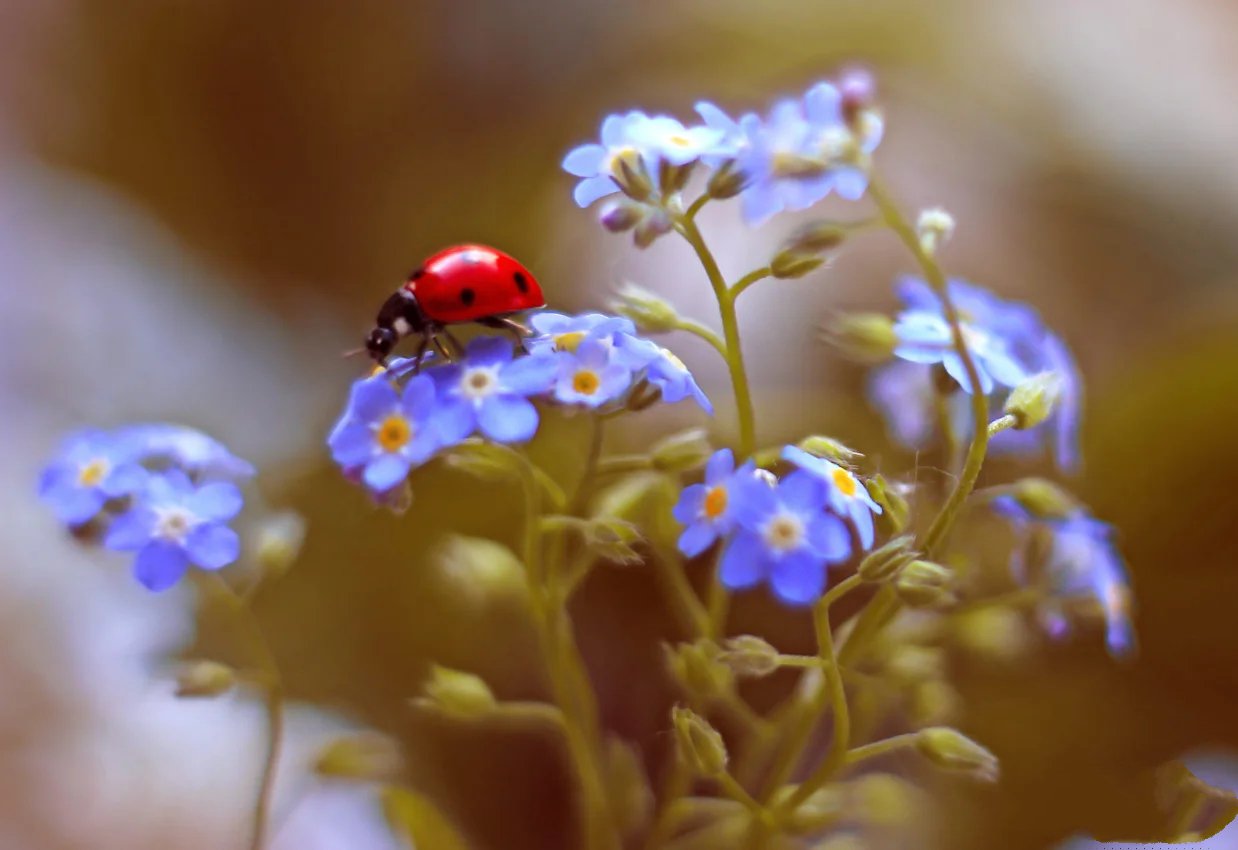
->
[672,449,755,556]
[893,311,1028,396]
[118,423,255,480]
[643,346,712,414]
[527,311,638,357]
[550,337,633,407]
[38,430,147,526]
[328,373,466,493]
[432,338,556,443]
[781,446,883,549]
[996,499,1134,657]
[989,332,1083,472]
[867,361,973,452]
[103,470,243,591]
[720,470,852,605]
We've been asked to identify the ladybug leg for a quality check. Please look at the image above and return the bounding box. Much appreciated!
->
[440,327,467,359]
[411,333,432,375]
[430,334,454,361]
[480,316,533,352]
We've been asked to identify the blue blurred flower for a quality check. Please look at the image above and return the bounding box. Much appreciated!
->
[996,499,1134,657]
[672,449,755,556]
[328,374,467,493]
[893,310,1027,396]
[432,338,556,443]
[720,470,851,605]
[644,346,712,414]
[781,446,883,549]
[104,470,243,591]
[989,332,1083,472]
[550,337,633,408]
[38,430,147,526]
[867,361,973,452]
[119,423,255,480]
[527,311,638,358]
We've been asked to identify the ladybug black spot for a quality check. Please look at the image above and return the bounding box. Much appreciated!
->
[513,271,529,293]
[460,287,476,307]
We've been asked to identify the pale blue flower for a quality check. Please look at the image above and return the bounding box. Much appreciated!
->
[781,446,883,549]
[672,449,755,556]
[550,337,633,408]
[432,337,556,443]
[38,430,147,526]
[643,346,712,414]
[119,423,254,480]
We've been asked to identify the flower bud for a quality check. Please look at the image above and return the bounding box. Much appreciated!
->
[651,428,713,473]
[658,159,694,195]
[583,517,643,566]
[849,772,921,827]
[1007,477,1080,521]
[434,534,527,606]
[611,283,681,334]
[884,645,946,684]
[603,737,654,837]
[314,732,404,782]
[175,660,235,698]
[796,435,864,464]
[1003,371,1062,430]
[599,200,643,233]
[866,474,911,535]
[665,640,733,699]
[706,160,748,199]
[952,607,1033,662]
[895,560,955,608]
[916,207,956,256]
[858,535,918,583]
[720,635,781,679]
[770,250,826,280]
[590,472,673,529]
[839,68,876,127]
[909,680,960,727]
[784,221,848,255]
[771,152,829,179]
[916,727,1000,782]
[611,148,654,202]
[776,784,844,832]
[421,665,496,719]
[825,313,897,362]
[252,511,306,580]
[671,706,728,777]
[444,440,519,482]
[633,208,672,249]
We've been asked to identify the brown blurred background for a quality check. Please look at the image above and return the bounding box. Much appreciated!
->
[2,0,1238,848]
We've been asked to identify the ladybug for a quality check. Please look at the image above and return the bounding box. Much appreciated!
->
[363,244,545,367]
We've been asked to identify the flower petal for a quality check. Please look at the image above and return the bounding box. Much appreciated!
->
[478,395,540,443]
[188,482,244,522]
[100,463,148,498]
[719,531,766,590]
[104,508,155,550]
[329,422,376,467]
[501,353,557,395]
[678,522,718,558]
[430,400,476,445]
[807,513,852,562]
[47,484,106,526]
[402,373,437,415]
[573,175,617,208]
[186,523,241,570]
[673,485,707,524]
[562,144,606,177]
[769,551,826,605]
[466,336,515,366]
[363,454,412,492]
[704,449,734,485]
[352,379,400,422]
[133,541,189,592]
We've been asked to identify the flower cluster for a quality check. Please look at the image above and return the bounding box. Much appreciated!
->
[38,424,252,590]
[563,71,884,238]
[328,314,710,502]
[867,276,1083,471]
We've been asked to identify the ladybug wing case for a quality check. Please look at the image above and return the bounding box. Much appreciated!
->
[412,244,544,325]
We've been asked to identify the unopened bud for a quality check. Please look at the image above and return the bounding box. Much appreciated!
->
[583,517,643,566]
[603,737,653,837]
[651,428,713,473]
[770,250,825,280]
[952,607,1032,662]
[314,732,404,782]
[420,665,496,718]
[252,511,306,579]
[707,160,748,199]
[633,208,672,249]
[885,645,946,683]
[850,773,920,827]
[671,706,728,777]
[1003,372,1062,430]
[611,283,680,333]
[858,535,918,583]
[599,200,643,233]
[796,435,864,464]
[866,474,911,535]
[771,152,829,179]
[434,534,526,606]
[590,472,672,528]
[1008,478,1080,521]
[785,221,848,255]
[720,635,781,678]
[916,207,956,256]
[665,640,732,698]
[895,560,954,608]
[826,313,897,362]
[611,148,654,202]
[175,660,235,698]
[839,68,876,127]
[658,159,694,195]
[916,727,1000,782]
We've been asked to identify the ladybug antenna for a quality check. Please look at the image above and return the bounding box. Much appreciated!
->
[341,346,367,359]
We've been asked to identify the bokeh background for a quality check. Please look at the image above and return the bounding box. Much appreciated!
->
[3,0,1238,848]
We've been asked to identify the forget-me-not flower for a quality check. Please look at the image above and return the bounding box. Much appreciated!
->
[643,346,712,414]
[720,470,851,605]
[672,449,755,556]
[550,337,634,408]
[432,337,556,443]
[38,430,147,526]
[103,470,243,591]
[119,423,255,480]
[781,445,883,549]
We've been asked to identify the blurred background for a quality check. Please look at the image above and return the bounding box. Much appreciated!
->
[2,0,1238,847]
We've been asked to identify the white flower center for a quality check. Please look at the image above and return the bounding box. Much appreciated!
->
[153,506,199,543]
[459,366,500,400]
[762,511,805,553]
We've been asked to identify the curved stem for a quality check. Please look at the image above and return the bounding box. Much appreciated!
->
[841,733,920,768]
[672,318,728,357]
[569,415,607,513]
[730,267,771,299]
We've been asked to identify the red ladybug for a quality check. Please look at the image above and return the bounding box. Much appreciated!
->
[364,244,545,366]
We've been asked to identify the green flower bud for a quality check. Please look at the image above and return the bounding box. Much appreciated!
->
[866,474,911,535]
[665,640,733,699]
[603,737,654,837]
[706,160,748,199]
[658,159,694,195]
[720,635,781,679]
[857,534,918,583]
[583,517,643,566]
[1003,371,1062,430]
[633,208,672,249]
[611,283,681,334]
[909,680,960,727]
[785,221,848,255]
[1007,477,1080,521]
[421,665,496,719]
[590,472,673,530]
[434,534,527,606]
[175,660,235,698]
[671,706,728,777]
[916,207,956,256]
[895,560,955,608]
[849,772,921,827]
[625,379,662,411]
[916,727,1000,782]
[599,200,643,233]
[611,148,654,202]
[796,435,864,464]
[884,645,946,683]
[770,250,826,279]
[771,151,829,179]
[825,312,898,362]
[252,510,306,580]
[314,732,404,782]
[951,607,1032,662]
[444,440,519,482]
[775,784,844,832]
[651,428,713,473]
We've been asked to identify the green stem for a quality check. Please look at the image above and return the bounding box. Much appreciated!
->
[673,214,758,458]
[644,758,693,850]
[987,414,1018,437]
[569,416,607,513]
[671,318,728,357]
[730,267,771,299]
[840,733,919,768]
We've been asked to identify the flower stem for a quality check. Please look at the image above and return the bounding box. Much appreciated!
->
[673,213,758,458]
[730,267,771,299]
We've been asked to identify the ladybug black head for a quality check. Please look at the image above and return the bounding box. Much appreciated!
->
[365,326,397,362]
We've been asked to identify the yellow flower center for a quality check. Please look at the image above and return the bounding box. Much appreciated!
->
[661,348,686,371]
[703,485,728,519]
[555,331,586,352]
[377,414,413,452]
[605,145,640,176]
[831,467,858,498]
[78,458,110,487]
[668,134,692,147]
[572,369,601,395]
[763,514,804,552]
